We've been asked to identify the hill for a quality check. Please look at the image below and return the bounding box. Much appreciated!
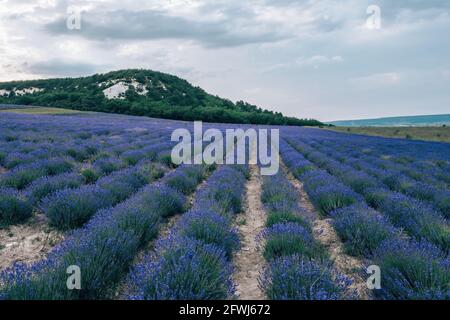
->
[0,69,321,126]
[329,114,450,127]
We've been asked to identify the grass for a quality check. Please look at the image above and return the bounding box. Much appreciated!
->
[0,107,86,115]
[326,126,450,143]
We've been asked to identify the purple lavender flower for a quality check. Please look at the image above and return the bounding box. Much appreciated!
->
[331,203,399,257]
[129,237,234,300]
[372,238,449,300]
[25,173,84,204]
[175,210,240,258]
[40,185,115,230]
[260,223,325,260]
[260,255,353,300]
[193,166,246,215]
[0,187,33,224]
[377,192,449,252]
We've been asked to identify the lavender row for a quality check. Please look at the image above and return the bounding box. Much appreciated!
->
[298,131,450,187]
[0,158,77,226]
[282,126,449,169]
[285,138,449,253]
[0,151,165,228]
[0,120,171,171]
[127,165,248,300]
[40,158,169,230]
[281,141,362,216]
[40,141,171,229]
[330,205,449,299]
[0,125,172,227]
[0,157,74,190]
[280,140,449,299]
[310,139,450,216]
[259,171,352,300]
[0,138,166,192]
[318,139,449,189]
[0,164,209,300]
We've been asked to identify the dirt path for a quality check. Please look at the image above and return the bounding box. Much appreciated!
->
[232,165,266,300]
[283,164,318,222]
[0,214,63,271]
[281,161,372,300]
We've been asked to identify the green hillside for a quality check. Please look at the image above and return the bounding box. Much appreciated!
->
[0,69,321,126]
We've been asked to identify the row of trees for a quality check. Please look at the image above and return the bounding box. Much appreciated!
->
[0,69,323,126]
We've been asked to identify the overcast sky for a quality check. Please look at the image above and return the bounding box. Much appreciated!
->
[0,0,449,121]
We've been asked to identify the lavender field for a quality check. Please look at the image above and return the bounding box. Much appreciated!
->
[0,110,449,300]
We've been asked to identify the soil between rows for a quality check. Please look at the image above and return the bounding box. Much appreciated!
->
[232,165,267,300]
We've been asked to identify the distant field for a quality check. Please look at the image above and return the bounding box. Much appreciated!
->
[0,107,86,115]
[328,114,450,127]
[327,126,450,143]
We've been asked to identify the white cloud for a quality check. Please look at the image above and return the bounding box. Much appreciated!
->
[0,0,449,120]
[296,55,344,68]
[244,87,262,95]
[350,72,401,86]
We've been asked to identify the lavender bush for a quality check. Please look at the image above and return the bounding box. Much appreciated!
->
[377,192,449,252]
[261,171,310,229]
[175,210,240,258]
[193,166,247,216]
[371,238,449,300]
[92,156,125,175]
[129,237,234,300]
[25,173,84,205]
[0,158,73,189]
[261,173,298,213]
[304,178,361,215]
[261,223,325,261]
[0,187,33,225]
[331,203,399,257]
[162,170,200,195]
[40,185,115,230]
[260,255,352,300]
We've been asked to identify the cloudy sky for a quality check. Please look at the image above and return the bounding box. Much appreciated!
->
[0,0,449,121]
